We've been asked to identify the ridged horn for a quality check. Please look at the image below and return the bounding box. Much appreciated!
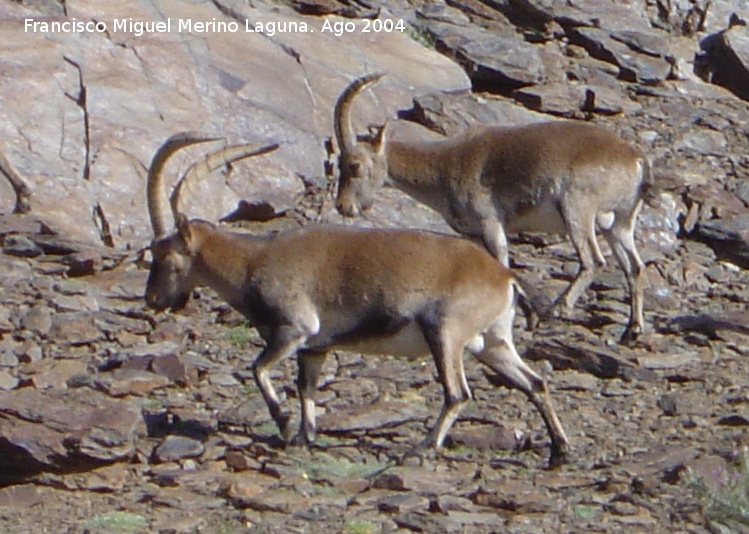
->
[333,72,386,154]
[169,142,280,218]
[146,132,220,239]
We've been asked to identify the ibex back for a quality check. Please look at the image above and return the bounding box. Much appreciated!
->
[334,73,656,344]
[144,132,569,466]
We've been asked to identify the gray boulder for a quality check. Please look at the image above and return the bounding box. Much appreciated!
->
[0,388,145,480]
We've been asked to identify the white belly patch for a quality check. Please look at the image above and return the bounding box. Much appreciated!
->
[596,211,615,230]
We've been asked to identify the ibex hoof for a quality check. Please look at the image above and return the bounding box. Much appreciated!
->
[619,325,642,346]
[548,445,571,469]
[288,431,311,447]
[524,310,540,332]
[543,302,565,322]
[398,443,437,466]
[277,414,298,443]
[518,296,540,331]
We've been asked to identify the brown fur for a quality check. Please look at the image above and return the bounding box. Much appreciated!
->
[144,136,570,466]
[334,74,653,344]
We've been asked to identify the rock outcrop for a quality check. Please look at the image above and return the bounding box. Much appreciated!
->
[0,0,749,532]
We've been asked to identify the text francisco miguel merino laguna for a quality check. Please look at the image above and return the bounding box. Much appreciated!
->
[23,17,405,36]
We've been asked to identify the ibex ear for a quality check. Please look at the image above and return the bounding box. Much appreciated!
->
[372,120,390,155]
[175,213,194,247]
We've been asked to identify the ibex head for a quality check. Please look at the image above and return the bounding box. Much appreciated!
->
[144,132,278,310]
[334,72,389,217]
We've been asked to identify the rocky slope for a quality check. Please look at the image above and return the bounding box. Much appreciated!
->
[1,0,749,532]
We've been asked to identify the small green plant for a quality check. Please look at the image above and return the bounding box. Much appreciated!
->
[141,397,164,411]
[571,504,602,520]
[307,433,338,448]
[687,447,749,527]
[226,321,253,347]
[243,383,260,396]
[252,420,280,436]
[344,519,380,534]
[407,23,435,49]
[203,516,249,534]
[445,443,479,456]
[306,483,346,497]
[83,511,148,533]
[298,452,387,482]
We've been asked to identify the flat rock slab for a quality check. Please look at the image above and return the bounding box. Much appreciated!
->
[427,22,545,88]
[568,26,671,83]
[447,424,526,451]
[0,484,42,508]
[694,214,749,268]
[153,435,205,463]
[0,388,146,479]
[514,82,638,116]
[373,465,475,493]
[318,400,430,434]
[523,339,657,381]
[637,352,699,370]
[703,26,749,100]
[457,36,545,87]
[671,312,749,339]
[410,91,553,137]
[551,0,652,30]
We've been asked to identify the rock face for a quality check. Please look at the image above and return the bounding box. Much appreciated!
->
[567,26,672,83]
[1,0,749,533]
[700,25,749,100]
[1,0,747,255]
[694,214,749,267]
[428,22,547,88]
[0,388,145,481]
[0,0,469,247]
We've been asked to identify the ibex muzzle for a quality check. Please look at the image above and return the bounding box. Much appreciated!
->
[145,227,193,311]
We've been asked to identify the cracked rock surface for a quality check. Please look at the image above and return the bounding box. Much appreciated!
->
[1,0,749,532]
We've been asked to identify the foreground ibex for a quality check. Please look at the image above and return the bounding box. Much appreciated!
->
[144,132,570,466]
[334,73,656,343]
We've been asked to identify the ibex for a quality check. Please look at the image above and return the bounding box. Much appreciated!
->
[334,73,656,343]
[144,132,569,466]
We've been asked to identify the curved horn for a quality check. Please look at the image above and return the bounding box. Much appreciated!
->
[333,72,386,155]
[170,142,280,218]
[146,132,220,239]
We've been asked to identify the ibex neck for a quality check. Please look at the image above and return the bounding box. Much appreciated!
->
[194,229,265,309]
[386,140,445,189]
[385,139,456,216]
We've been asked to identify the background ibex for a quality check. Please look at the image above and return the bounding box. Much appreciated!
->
[334,73,657,344]
[144,132,570,466]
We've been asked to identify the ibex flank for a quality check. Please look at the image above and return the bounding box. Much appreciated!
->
[334,73,656,344]
[144,132,569,466]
